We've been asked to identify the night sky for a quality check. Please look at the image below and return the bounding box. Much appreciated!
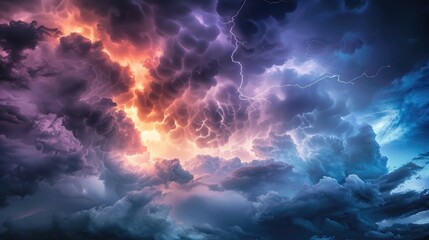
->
[1,0,429,239]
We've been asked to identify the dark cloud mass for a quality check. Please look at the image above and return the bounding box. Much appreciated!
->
[1,0,429,239]
[0,20,59,86]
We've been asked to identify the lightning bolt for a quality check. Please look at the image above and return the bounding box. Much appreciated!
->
[225,0,390,104]
[224,0,248,102]
[251,65,391,100]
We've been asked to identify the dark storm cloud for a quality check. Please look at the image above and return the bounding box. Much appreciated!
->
[0,0,429,239]
[0,20,59,86]
[258,0,429,150]
[413,152,429,161]
[186,155,300,188]
[304,135,349,181]
[376,162,424,193]
[73,0,157,47]
[0,22,143,207]
[31,70,142,152]
[217,0,297,74]
[369,63,429,147]
[218,162,299,200]
[58,187,178,240]
[188,86,251,147]
[343,124,388,179]
[68,0,300,148]
[0,21,58,57]
[249,174,408,240]
[173,189,254,239]
[265,86,336,132]
[122,0,247,147]
[56,33,134,96]
[0,104,32,138]
[252,132,299,160]
[0,128,88,206]
[1,188,182,240]
[2,152,429,240]
[92,154,192,202]
[250,122,387,182]
[382,223,429,240]
[174,159,428,239]
[0,112,92,206]
[184,155,243,184]
[60,97,143,154]
[24,33,144,153]
[373,189,429,221]
[282,0,429,110]
[154,159,194,185]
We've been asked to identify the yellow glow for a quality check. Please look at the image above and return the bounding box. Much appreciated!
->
[140,130,161,142]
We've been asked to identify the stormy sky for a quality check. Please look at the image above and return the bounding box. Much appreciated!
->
[0,0,428,239]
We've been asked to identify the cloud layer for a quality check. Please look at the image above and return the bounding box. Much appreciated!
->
[0,0,428,239]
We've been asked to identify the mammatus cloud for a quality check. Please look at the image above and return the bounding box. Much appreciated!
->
[1,0,429,239]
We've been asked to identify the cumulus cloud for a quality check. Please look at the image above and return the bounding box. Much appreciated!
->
[0,133,89,206]
[218,162,300,199]
[154,159,194,185]
[59,187,181,240]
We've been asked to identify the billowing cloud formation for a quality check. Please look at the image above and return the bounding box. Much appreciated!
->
[0,20,59,86]
[1,0,429,239]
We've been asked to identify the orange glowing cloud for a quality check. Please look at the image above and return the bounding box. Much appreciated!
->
[2,0,261,163]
